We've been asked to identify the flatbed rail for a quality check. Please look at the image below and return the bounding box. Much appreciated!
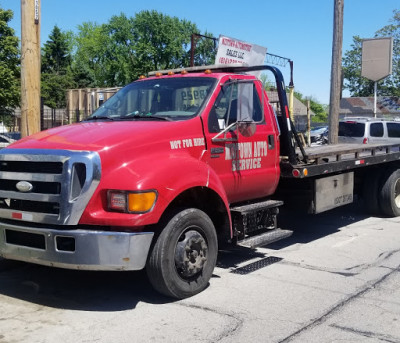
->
[280,143,400,178]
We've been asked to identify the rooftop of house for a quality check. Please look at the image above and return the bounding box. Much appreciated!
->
[340,96,400,118]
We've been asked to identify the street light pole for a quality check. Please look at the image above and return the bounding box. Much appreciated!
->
[20,0,41,137]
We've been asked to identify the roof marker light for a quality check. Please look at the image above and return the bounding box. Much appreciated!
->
[168,71,174,75]
[139,75,146,79]
[204,69,212,74]
[181,70,188,75]
[155,72,162,77]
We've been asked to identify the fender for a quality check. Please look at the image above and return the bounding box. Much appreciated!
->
[79,151,231,229]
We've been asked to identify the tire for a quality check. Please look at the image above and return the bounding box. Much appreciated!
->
[146,208,218,299]
[379,168,400,217]
[363,169,383,215]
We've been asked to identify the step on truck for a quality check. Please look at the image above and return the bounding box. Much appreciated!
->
[0,65,399,299]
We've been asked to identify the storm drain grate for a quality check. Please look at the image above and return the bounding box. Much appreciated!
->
[230,256,283,275]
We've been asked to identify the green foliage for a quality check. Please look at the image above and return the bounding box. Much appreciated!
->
[41,25,75,108]
[0,7,20,117]
[259,73,276,90]
[41,73,75,109]
[293,91,328,123]
[192,31,217,66]
[375,10,400,96]
[132,10,196,72]
[72,21,108,87]
[42,25,71,75]
[310,101,328,123]
[72,10,216,87]
[342,36,377,96]
[343,10,400,97]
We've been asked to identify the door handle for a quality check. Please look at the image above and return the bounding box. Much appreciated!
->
[268,135,275,149]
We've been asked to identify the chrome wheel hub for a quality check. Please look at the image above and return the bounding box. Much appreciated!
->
[175,229,208,279]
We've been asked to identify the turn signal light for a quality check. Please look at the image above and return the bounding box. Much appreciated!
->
[108,190,157,213]
[128,192,157,212]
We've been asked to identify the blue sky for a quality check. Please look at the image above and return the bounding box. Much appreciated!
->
[1,0,399,104]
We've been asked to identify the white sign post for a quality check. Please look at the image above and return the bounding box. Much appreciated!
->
[215,35,267,77]
[361,37,393,117]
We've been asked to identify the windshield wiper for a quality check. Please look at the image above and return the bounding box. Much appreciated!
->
[119,114,171,121]
[85,115,114,121]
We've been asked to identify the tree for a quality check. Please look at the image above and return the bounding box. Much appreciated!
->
[41,73,75,109]
[41,25,75,108]
[73,21,108,87]
[293,91,328,123]
[131,10,198,72]
[342,36,377,96]
[343,10,400,97]
[0,7,20,122]
[72,10,215,87]
[375,10,400,96]
[42,25,71,74]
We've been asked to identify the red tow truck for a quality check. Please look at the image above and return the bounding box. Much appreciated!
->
[0,65,399,299]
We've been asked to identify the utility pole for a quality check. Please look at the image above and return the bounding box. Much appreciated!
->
[21,0,41,138]
[328,0,344,144]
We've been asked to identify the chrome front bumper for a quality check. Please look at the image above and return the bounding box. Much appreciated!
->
[0,221,154,271]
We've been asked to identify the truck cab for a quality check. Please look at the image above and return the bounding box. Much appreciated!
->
[0,65,294,299]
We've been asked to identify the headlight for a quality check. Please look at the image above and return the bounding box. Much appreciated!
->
[107,190,157,213]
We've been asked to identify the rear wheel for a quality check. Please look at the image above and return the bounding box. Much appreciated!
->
[379,168,400,217]
[146,208,218,299]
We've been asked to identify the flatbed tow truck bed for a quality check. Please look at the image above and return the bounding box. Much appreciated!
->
[280,143,400,178]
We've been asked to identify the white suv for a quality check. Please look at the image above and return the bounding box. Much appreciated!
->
[338,117,400,144]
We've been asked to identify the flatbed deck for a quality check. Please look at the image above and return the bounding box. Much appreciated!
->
[280,143,400,178]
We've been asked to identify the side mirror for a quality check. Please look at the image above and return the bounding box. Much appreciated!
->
[237,83,254,122]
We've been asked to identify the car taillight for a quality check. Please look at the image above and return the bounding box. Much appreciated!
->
[363,137,368,144]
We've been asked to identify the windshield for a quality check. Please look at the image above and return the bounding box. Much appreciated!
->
[88,77,216,121]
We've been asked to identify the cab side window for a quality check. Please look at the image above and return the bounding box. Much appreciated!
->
[208,81,263,133]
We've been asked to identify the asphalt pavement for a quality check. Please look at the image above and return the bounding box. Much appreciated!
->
[0,202,399,343]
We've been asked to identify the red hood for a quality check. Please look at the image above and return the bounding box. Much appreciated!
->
[9,120,192,152]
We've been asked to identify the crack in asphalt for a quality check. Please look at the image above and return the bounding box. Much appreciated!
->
[277,264,400,343]
[176,302,244,342]
[279,260,358,277]
[330,324,400,343]
[280,248,400,278]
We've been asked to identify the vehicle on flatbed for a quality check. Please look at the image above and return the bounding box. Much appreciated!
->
[339,117,400,144]
[0,64,399,299]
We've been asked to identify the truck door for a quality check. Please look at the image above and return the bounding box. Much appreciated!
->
[204,77,280,204]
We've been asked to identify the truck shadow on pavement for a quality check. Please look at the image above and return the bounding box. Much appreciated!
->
[0,262,171,310]
[268,201,371,250]
[0,203,373,311]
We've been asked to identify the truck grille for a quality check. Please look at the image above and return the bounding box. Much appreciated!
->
[0,149,101,225]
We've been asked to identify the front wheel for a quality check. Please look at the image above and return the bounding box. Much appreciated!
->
[146,208,218,299]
